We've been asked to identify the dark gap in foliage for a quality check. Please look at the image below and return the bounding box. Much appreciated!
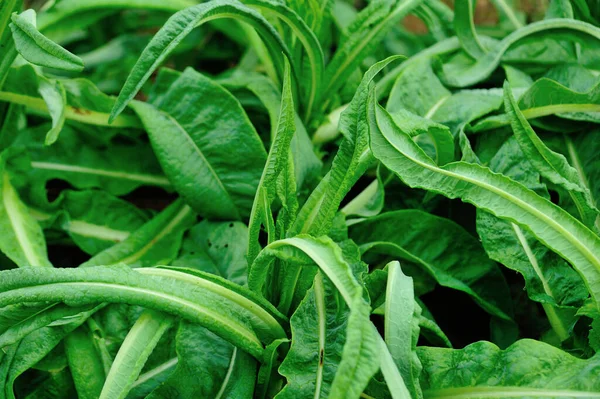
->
[433,198,478,236]
[189,32,244,75]
[341,175,374,208]
[45,179,75,203]
[48,244,91,268]
[121,186,178,211]
[549,189,560,205]
[421,286,490,348]
[502,267,550,340]
[110,134,142,147]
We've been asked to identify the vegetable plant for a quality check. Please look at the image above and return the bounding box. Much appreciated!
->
[0,0,599,397]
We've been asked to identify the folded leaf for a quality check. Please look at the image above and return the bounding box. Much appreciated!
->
[0,265,287,359]
[248,58,297,263]
[454,0,486,58]
[9,9,84,72]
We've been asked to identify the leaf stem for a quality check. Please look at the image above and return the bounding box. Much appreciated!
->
[0,91,142,128]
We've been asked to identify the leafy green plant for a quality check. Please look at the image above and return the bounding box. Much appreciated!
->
[0,0,599,397]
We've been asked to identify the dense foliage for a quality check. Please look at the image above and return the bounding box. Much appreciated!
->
[0,0,599,397]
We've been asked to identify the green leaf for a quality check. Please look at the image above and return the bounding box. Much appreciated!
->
[99,310,174,399]
[36,0,196,32]
[21,367,76,399]
[0,155,52,268]
[173,220,249,286]
[476,137,587,342]
[489,0,524,29]
[110,0,291,121]
[0,75,142,129]
[81,199,195,268]
[387,57,503,136]
[0,0,20,89]
[291,56,402,236]
[53,190,149,256]
[504,80,599,230]
[248,58,297,263]
[437,19,600,87]
[546,0,575,19]
[0,265,286,360]
[243,0,324,121]
[341,167,385,218]
[383,261,423,399]
[1,306,98,399]
[328,293,381,399]
[219,72,321,190]
[9,9,84,72]
[0,303,99,348]
[389,109,455,166]
[0,103,24,151]
[10,125,169,202]
[368,91,600,312]
[565,129,599,210]
[471,78,600,132]
[130,68,267,220]
[64,324,107,399]
[256,337,287,399]
[0,0,19,52]
[418,339,600,397]
[322,0,422,103]
[250,235,412,398]
[276,273,354,399]
[350,211,514,321]
[250,236,362,303]
[145,320,256,399]
[454,0,486,59]
[2,65,67,146]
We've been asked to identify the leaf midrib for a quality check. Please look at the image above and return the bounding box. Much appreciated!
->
[158,110,240,219]
[30,161,171,187]
[423,386,600,398]
[118,205,193,265]
[313,273,326,399]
